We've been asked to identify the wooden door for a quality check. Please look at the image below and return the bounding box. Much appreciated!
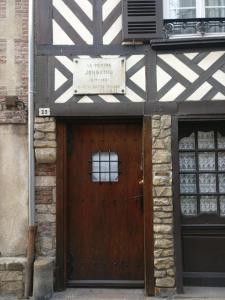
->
[178,121,225,286]
[67,122,144,286]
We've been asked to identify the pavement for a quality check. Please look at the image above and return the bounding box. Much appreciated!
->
[1,287,225,300]
[51,287,225,300]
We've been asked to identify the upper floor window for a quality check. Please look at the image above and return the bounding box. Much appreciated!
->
[164,0,225,38]
[164,0,225,19]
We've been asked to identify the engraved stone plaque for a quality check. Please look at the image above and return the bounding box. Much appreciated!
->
[73,58,126,95]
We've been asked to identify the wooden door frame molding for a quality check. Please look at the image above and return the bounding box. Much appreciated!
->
[55,118,154,294]
[56,120,68,291]
[143,116,155,296]
[171,116,183,294]
[172,114,225,294]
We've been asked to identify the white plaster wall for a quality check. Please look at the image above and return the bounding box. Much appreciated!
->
[0,125,28,256]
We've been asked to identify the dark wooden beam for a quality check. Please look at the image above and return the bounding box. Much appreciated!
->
[171,116,184,294]
[143,116,154,296]
[56,121,67,291]
[36,44,150,56]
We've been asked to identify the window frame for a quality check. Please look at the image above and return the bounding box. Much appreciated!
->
[163,0,225,19]
[179,127,225,219]
[163,0,225,39]
[174,120,225,226]
[172,116,225,295]
[90,151,120,183]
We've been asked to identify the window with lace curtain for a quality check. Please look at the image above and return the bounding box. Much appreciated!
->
[179,125,225,217]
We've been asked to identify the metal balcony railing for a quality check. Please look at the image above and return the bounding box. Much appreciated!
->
[164,18,225,38]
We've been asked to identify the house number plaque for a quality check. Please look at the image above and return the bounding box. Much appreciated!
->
[73,58,126,95]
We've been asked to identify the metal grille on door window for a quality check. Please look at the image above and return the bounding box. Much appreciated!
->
[179,127,225,217]
[91,152,119,183]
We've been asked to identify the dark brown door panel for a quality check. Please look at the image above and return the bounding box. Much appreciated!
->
[67,122,144,285]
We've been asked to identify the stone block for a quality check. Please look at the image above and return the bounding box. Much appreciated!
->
[35,148,56,164]
[0,258,26,271]
[155,234,173,239]
[152,128,160,137]
[0,271,23,282]
[153,163,172,172]
[0,280,24,298]
[154,225,172,234]
[162,250,174,257]
[36,213,55,223]
[34,140,57,148]
[156,277,175,288]
[0,111,27,124]
[37,222,55,237]
[158,129,172,139]
[36,176,56,187]
[35,164,56,176]
[153,217,162,224]
[154,270,166,278]
[153,174,171,186]
[35,117,55,123]
[153,206,162,212]
[154,239,173,249]
[162,206,173,212]
[34,131,45,140]
[154,249,163,258]
[36,204,49,213]
[154,198,171,206]
[152,115,161,120]
[152,119,160,129]
[45,133,56,140]
[154,258,174,270]
[35,187,53,204]
[154,211,172,218]
[41,237,53,250]
[161,115,171,129]
[52,187,56,203]
[154,187,172,197]
[33,257,54,300]
[167,268,175,276]
[153,150,171,164]
[35,122,56,133]
[7,263,24,271]
[162,218,173,224]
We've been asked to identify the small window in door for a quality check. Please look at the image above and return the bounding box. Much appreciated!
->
[179,124,225,217]
[91,152,119,183]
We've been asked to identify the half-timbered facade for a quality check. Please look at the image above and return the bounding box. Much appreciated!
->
[34,0,225,296]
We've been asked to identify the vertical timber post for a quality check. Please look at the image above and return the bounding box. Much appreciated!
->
[172,117,184,293]
[143,116,154,296]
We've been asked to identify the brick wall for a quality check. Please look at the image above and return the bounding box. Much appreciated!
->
[0,258,26,298]
[0,0,6,19]
[34,117,57,257]
[0,0,28,103]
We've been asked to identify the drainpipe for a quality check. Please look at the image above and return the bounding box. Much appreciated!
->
[25,0,37,297]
